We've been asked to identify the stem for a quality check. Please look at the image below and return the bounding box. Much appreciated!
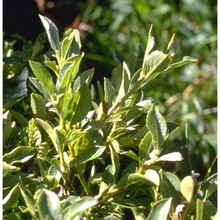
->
[76,165,90,195]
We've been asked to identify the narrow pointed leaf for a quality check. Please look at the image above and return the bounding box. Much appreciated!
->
[71,83,92,124]
[62,197,98,220]
[166,56,198,71]
[69,145,106,167]
[39,15,60,52]
[29,60,56,96]
[20,186,36,217]
[3,184,19,210]
[3,146,35,164]
[146,104,167,149]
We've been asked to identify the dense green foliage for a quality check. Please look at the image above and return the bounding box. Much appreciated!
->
[3,1,217,219]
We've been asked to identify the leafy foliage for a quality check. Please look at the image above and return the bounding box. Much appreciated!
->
[3,14,217,219]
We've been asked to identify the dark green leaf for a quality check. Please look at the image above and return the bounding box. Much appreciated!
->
[3,68,28,108]
[196,199,217,220]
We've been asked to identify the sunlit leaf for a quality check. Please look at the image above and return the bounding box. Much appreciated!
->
[39,15,60,52]
[146,104,167,149]
[3,184,19,210]
[181,176,195,203]
[36,189,62,220]
[3,146,35,164]
[62,197,98,220]
[147,198,172,220]
[69,145,106,167]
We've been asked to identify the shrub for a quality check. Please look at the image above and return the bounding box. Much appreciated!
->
[3,15,217,220]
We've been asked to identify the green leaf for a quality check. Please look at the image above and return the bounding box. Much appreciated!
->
[29,60,56,97]
[19,186,36,217]
[121,150,143,163]
[72,68,94,92]
[104,77,115,106]
[128,169,159,186]
[10,110,28,128]
[69,145,106,167]
[62,197,98,220]
[71,83,92,124]
[147,198,172,220]
[3,162,20,176]
[31,93,46,119]
[53,93,74,119]
[3,184,19,210]
[115,62,131,103]
[139,131,152,161]
[3,68,28,108]
[3,146,35,164]
[143,50,171,80]
[196,199,217,220]
[36,119,66,153]
[143,25,155,61]
[109,141,120,181]
[98,165,114,198]
[44,60,58,74]
[36,189,62,220]
[56,55,83,92]
[39,15,60,52]
[146,104,167,149]
[158,152,183,162]
[166,33,176,56]
[61,30,75,60]
[166,56,198,71]
[160,172,181,207]
[180,176,195,203]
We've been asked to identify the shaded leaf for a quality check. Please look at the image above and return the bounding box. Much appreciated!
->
[3,68,28,108]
